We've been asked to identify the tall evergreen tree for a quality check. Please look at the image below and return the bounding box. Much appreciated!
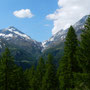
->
[78,15,90,73]
[36,57,45,90]
[57,26,79,90]
[42,54,58,90]
[13,66,28,90]
[0,48,30,90]
[24,66,37,90]
[77,15,90,88]
[0,48,15,90]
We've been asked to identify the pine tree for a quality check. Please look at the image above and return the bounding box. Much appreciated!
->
[78,15,90,73]
[0,48,15,90]
[42,54,58,90]
[0,48,30,90]
[24,66,37,90]
[77,15,90,88]
[36,57,45,90]
[13,66,28,90]
[57,26,79,90]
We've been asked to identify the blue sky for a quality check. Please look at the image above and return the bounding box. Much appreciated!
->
[0,0,58,42]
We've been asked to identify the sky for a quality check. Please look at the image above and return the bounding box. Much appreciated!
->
[0,0,58,42]
[0,0,90,42]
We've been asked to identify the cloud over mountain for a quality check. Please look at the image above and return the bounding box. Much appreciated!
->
[47,0,90,35]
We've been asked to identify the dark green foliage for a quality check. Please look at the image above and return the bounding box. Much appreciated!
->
[12,66,28,90]
[64,26,79,72]
[35,57,45,90]
[42,42,64,66]
[57,56,69,90]
[78,15,90,73]
[0,48,15,90]
[77,15,90,89]
[24,66,37,90]
[0,48,28,90]
[42,54,58,90]
[57,26,79,90]
[73,73,90,90]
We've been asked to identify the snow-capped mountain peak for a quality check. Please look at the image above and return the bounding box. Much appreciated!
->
[0,26,31,40]
[0,26,43,53]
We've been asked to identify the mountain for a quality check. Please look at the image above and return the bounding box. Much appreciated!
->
[0,26,42,68]
[42,15,88,50]
[0,15,88,68]
[41,15,88,63]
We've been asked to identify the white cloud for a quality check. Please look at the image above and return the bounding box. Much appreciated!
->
[47,0,90,35]
[13,9,34,18]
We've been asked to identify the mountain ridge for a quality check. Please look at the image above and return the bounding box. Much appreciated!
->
[42,15,88,50]
[0,26,42,68]
[0,15,88,68]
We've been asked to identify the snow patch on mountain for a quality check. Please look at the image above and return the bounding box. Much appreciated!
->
[0,26,32,40]
[13,31,30,40]
[42,15,88,49]
[42,41,47,48]
[0,26,42,51]
[8,28,15,32]
[0,33,13,38]
[6,27,30,40]
[0,45,1,48]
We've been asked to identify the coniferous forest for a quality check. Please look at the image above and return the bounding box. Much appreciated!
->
[0,16,90,90]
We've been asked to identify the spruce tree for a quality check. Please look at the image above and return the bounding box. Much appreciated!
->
[24,66,37,90]
[57,26,79,90]
[42,54,58,90]
[78,15,90,88]
[0,48,15,90]
[79,15,90,73]
[13,66,28,90]
[0,48,30,90]
[36,57,45,90]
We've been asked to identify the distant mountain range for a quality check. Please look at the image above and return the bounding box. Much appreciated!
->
[0,15,88,68]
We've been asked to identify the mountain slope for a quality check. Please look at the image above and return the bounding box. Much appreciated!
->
[0,26,42,68]
[0,15,88,68]
[41,15,88,64]
[42,15,88,50]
